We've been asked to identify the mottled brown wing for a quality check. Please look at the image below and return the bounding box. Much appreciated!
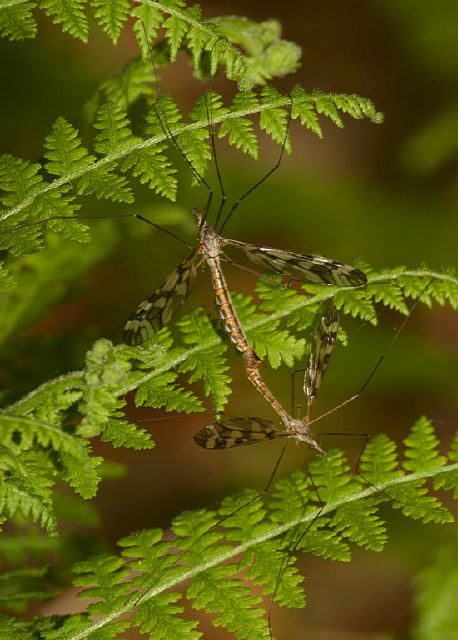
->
[123,251,201,346]
[225,239,366,287]
[303,301,339,403]
[194,417,282,449]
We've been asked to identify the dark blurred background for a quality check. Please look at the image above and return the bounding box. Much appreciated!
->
[1,1,457,638]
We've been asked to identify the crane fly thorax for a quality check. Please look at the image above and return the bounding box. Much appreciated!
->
[198,222,222,260]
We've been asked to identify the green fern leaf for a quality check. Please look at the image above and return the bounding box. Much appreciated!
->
[211,16,301,85]
[60,449,102,500]
[430,271,458,309]
[119,528,176,583]
[187,18,208,70]
[297,524,351,562]
[146,94,182,136]
[359,433,401,485]
[389,482,454,525]
[434,433,458,497]
[0,151,84,252]
[360,428,452,525]
[256,275,318,332]
[189,90,228,123]
[41,0,88,42]
[101,418,154,450]
[0,615,32,640]
[233,292,306,368]
[218,489,268,541]
[164,8,188,61]
[314,91,344,128]
[171,507,223,559]
[132,3,163,57]
[77,165,133,202]
[44,117,92,177]
[0,411,103,500]
[135,370,203,413]
[259,85,291,149]
[332,287,377,322]
[403,416,448,473]
[72,554,135,615]
[366,280,409,314]
[177,310,231,415]
[187,566,270,640]
[219,91,259,158]
[0,1,37,41]
[290,85,322,137]
[93,101,136,155]
[93,0,130,43]
[269,469,318,524]
[331,500,387,552]
[134,593,202,639]
[122,145,177,200]
[241,542,305,608]
[0,154,43,209]
[0,449,56,533]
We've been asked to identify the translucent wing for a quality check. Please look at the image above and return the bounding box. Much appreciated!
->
[225,239,366,287]
[303,301,339,404]
[123,251,201,346]
[194,417,282,449]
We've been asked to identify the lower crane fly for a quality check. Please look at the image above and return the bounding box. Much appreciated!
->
[123,211,363,453]
[194,300,339,453]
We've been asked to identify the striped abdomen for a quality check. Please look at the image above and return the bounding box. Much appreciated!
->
[207,256,251,355]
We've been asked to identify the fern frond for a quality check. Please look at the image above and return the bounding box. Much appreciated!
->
[41,0,88,42]
[218,91,260,158]
[0,448,56,533]
[0,614,32,640]
[0,86,381,259]
[211,16,301,85]
[0,0,36,41]
[177,310,231,415]
[233,291,306,368]
[20,417,457,640]
[92,0,130,44]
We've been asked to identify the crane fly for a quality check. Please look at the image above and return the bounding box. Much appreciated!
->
[122,75,365,451]
[193,300,339,454]
[123,208,362,453]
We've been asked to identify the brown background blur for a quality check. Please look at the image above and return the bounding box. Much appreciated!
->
[1,1,457,638]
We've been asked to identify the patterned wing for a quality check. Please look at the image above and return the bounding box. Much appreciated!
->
[194,417,282,449]
[226,239,366,287]
[123,251,201,346]
[303,301,339,404]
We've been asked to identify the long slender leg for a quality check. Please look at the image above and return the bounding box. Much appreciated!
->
[307,285,431,430]
[206,249,323,453]
[12,212,192,249]
[141,22,214,216]
[203,91,227,230]
[217,98,292,234]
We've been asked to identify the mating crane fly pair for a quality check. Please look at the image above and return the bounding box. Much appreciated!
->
[123,205,366,454]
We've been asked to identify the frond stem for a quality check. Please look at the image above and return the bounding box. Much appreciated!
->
[0,98,294,224]
[6,270,457,414]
